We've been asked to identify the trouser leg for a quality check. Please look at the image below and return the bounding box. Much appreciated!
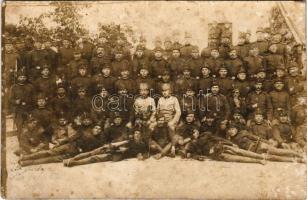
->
[67,154,112,167]
[224,146,264,159]
[220,153,264,164]
[20,155,65,166]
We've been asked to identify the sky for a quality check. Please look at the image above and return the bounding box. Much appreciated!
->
[4,1,305,49]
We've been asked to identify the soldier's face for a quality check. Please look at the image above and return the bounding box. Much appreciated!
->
[83,118,92,126]
[233,113,241,120]
[276,69,285,77]
[219,69,228,77]
[269,45,277,53]
[115,53,123,60]
[157,117,165,127]
[162,74,170,82]
[256,32,264,40]
[63,40,70,47]
[114,117,122,126]
[252,48,259,56]
[172,50,180,58]
[98,38,107,44]
[134,131,142,142]
[229,50,237,58]
[17,75,27,83]
[206,117,214,126]
[183,70,191,77]
[279,116,288,123]
[191,52,199,59]
[238,38,245,45]
[16,42,25,50]
[201,68,210,76]
[140,69,149,77]
[237,73,246,80]
[227,128,238,137]
[74,53,82,60]
[155,41,162,48]
[44,41,51,48]
[154,51,162,58]
[78,89,86,97]
[211,50,219,58]
[162,88,171,97]
[274,82,284,90]
[118,89,127,95]
[233,90,240,97]
[79,68,87,76]
[289,68,299,76]
[257,72,266,79]
[120,70,129,78]
[41,68,50,77]
[164,41,172,49]
[140,88,149,97]
[255,83,263,90]
[211,86,219,94]
[92,126,102,135]
[100,89,108,98]
[254,114,264,124]
[185,90,195,97]
[97,48,105,57]
[102,67,111,76]
[28,120,38,129]
[186,114,195,123]
[5,44,13,51]
[37,99,46,107]
[34,42,42,49]
[184,37,191,45]
[135,50,143,57]
[59,118,67,126]
[57,88,66,97]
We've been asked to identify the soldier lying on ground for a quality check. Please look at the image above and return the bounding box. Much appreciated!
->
[63,130,149,167]
[226,124,305,163]
[19,114,105,167]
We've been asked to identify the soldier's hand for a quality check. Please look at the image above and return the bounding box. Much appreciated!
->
[126,122,132,129]
[252,103,258,108]
[21,102,26,106]
[15,99,21,105]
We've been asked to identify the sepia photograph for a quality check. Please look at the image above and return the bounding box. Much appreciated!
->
[1,1,307,199]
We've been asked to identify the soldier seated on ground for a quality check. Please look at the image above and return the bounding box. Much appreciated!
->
[150,116,173,160]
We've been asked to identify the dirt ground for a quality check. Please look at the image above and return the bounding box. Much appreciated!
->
[5,135,307,199]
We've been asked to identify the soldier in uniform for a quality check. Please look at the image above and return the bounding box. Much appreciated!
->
[215,66,233,96]
[10,70,35,141]
[286,62,304,105]
[179,86,198,117]
[58,38,74,66]
[150,47,169,79]
[201,38,219,59]
[235,32,250,59]
[155,70,175,96]
[33,63,57,100]
[247,110,273,142]
[114,66,136,94]
[184,46,204,78]
[27,38,47,81]
[156,83,181,131]
[70,63,93,97]
[111,48,132,78]
[244,46,266,79]
[72,86,92,118]
[228,88,247,117]
[150,115,173,159]
[67,50,89,80]
[246,80,273,120]
[4,38,19,89]
[168,44,185,79]
[269,78,291,119]
[43,39,58,72]
[197,64,213,94]
[251,27,269,56]
[91,85,110,129]
[270,33,287,58]
[19,114,49,156]
[204,47,224,76]
[135,66,155,92]
[132,44,150,75]
[174,66,198,95]
[253,68,273,92]
[198,82,231,126]
[92,65,116,95]
[163,37,173,61]
[225,48,244,77]
[264,44,284,79]
[90,46,111,75]
[50,83,71,117]
[233,68,251,98]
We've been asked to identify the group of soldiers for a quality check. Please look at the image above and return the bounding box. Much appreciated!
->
[3,24,307,167]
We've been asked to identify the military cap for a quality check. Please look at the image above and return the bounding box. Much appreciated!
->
[17,69,27,77]
[273,78,284,84]
[164,37,171,43]
[254,108,264,116]
[81,112,92,121]
[233,108,242,116]
[102,65,111,69]
[136,44,145,51]
[139,35,146,42]
[205,111,216,119]
[77,85,87,92]
[36,93,47,100]
[172,43,181,51]
[201,63,211,70]
[161,83,171,90]
[41,63,51,69]
[228,123,239,130]
[27,114,38,122]
[185,109,195,116]
[56,82,66,90]
[237,68,246,74]
[279,110,288,117]
[182,65,191,71]
[96,83,107,91]
[191,46,199,53]
[211,80,220,87]
[218,64,228,71]
[254,78,264,84]
[139,82,149,90]
[78,61,88,69]
[238,32,246,39]
[73,49,82,54]
[162,70,170,76]
[288,61,299,69]
[119,64,130,72]
[276,64,286,70]
[153,47,163,52]
[111,111,122,119]
[256,27,264,33]
[257,67,266,73]
[114,47,123,54]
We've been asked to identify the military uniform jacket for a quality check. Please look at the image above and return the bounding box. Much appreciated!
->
[90,56,111,75]
[233,80,251,98]
[111,59,132,78]
[198,76,213,93]
[151,125,171,147]
[184,57,204,77]
[135,77,155,91]
[272,122,294,144]
[175,76,198,94]
[9,83,35,113]
[269,90,291,115]
[176,122,200,139]
[216,77,234,96]
[224,58,244,77]
[150,58,169,78]
[246,91,273,120]
[199,93,230,120]
[58,47,74,65]
[93,74,116,94]
[251,40,269,56]
[204,57,224,75]
[167,57,185,78]
[31,107,54,129]
[50,95,71,116]
[76,126,105,152]
[67,59,89,79]
[248,121,271,140]
[132,55,150,75]
[234,44,250,60]
[104,124,129,143]
[244,55,265,76]
[264,54,284,74]
[20,125,47,153]
[157,96,181,123]
[33,76,57,99]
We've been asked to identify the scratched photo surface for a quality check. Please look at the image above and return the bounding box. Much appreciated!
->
[2,1,307,199]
